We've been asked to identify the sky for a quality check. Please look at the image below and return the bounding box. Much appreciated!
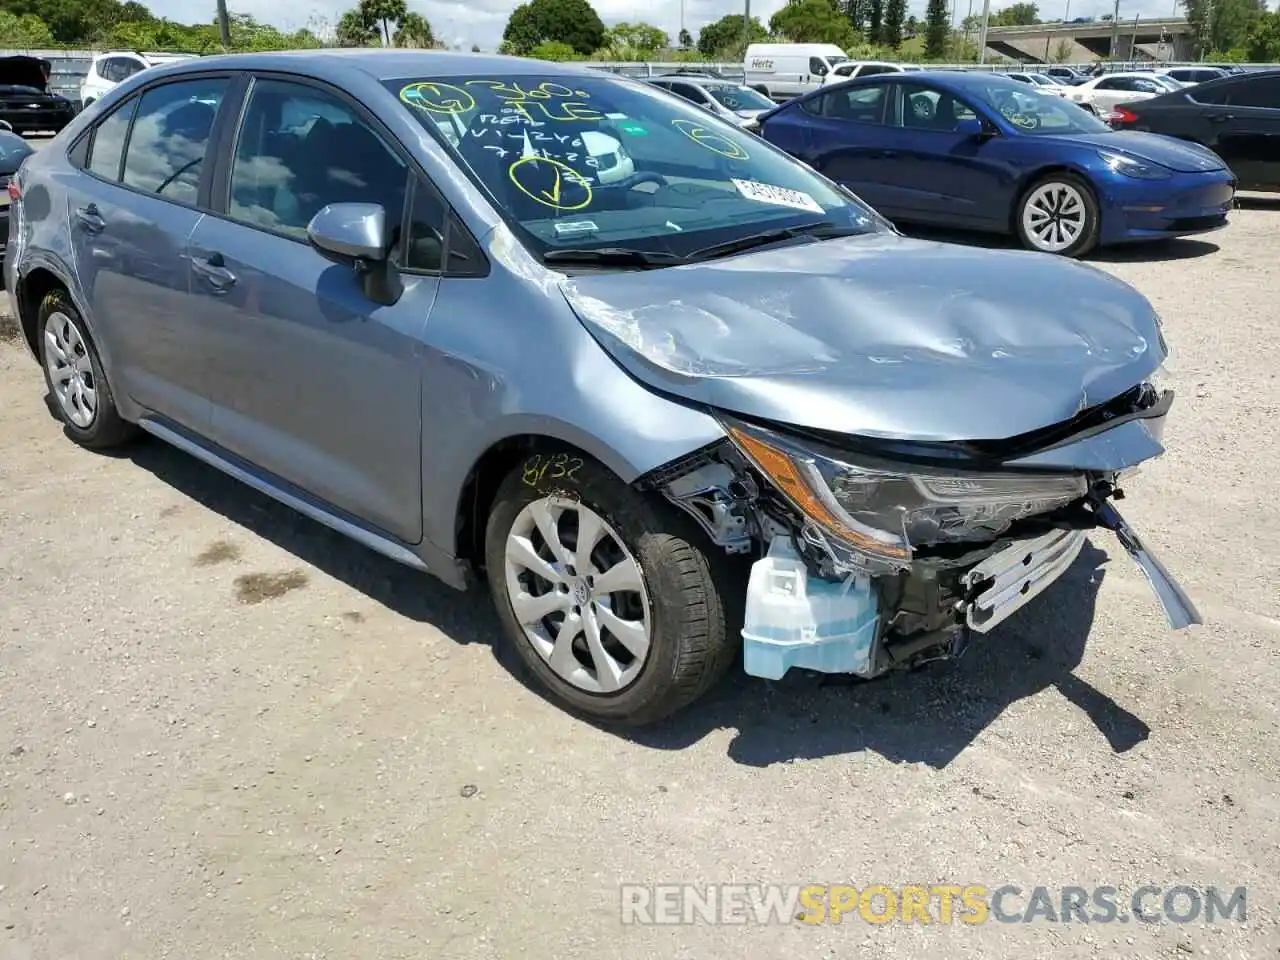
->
[147,0,1182,56]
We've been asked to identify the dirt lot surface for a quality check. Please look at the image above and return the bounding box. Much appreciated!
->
[2,182,1279,958]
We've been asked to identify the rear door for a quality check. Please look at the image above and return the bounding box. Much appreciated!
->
[787,80,898,211]
[186,74,437,544]
[1206,74,1280,190]
[64,73,233,431]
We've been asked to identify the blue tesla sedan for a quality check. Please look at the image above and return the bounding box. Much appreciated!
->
[755,71,1237,257]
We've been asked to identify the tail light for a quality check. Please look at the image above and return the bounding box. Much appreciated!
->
[5,179,17,202]
[1110,106,1138,126]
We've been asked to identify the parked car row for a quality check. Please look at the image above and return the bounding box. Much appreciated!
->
[748,70,1239,257]
[4,50,1200,725]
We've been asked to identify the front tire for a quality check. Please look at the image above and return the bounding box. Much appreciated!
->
[37,289,138,449]
[1014,173,1100,258]
[484,451,737,726]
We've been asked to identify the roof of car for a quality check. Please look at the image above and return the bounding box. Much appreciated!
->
[141,48,597,82]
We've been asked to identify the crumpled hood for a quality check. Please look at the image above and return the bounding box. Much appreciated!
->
[1056,130,1225,172]
[560,233,1166,442]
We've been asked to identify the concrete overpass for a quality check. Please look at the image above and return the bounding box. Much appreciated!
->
[983,17,1195,64]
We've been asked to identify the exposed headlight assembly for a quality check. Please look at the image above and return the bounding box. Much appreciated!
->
[1098,150,1172,180]
[723,418,1088,571]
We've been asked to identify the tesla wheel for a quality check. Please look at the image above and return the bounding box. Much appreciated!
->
[1015,173,1100,258]
[484,451,737,726]
[37,289,137,449]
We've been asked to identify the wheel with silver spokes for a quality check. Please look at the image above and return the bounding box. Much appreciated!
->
[44,310,97,428]
[504,496,651,695]
[485,452,737,726]
[1015,173,1099,258]
[36,289,137,449]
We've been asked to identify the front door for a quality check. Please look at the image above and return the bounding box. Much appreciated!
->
[879,84,1009,229]
[187,76,435,544]
[66,75,231,431]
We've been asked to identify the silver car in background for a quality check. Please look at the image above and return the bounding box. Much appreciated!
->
[647,74,777,127]
[4,50,1199,727]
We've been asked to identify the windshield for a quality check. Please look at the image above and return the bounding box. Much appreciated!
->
[387,73,883,259]
[969,80,1111,135]
[702,84,774,111]
[1029,74,1059,85]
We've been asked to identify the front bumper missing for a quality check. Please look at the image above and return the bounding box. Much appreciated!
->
[962,501,1202,635]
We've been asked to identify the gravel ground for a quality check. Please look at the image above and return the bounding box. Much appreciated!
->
[2,187,1279,959]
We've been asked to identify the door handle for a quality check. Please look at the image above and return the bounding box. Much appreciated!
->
[190,252,237,293]
[1208,113,1234,123]
[881,149,899,158]
[74,203,105,233]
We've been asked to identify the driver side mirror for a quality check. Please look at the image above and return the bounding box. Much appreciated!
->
[956,117,989,138]
[307,202,403,307]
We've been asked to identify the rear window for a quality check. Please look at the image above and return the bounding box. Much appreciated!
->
[0,132,33,166]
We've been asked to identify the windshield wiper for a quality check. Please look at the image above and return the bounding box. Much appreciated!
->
[687,221,855,262]
[542,247,685,269]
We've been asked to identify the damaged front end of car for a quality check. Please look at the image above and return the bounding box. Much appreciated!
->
[639,375,1201,682]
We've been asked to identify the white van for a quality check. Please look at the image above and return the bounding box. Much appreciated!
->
[743,43,849,101]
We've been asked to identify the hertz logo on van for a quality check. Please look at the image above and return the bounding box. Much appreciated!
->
[749,59,775,69]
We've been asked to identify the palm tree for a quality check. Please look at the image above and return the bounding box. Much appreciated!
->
[394,11,435,47]
[358,0,408,46]
[336,8,379,46]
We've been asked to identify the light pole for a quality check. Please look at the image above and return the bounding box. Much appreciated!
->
[1109,0,1121,62]
[743,0,750,55]
[976,0,991,65]
[215,0,231,46]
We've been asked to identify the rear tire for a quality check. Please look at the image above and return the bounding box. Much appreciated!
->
[36,289,138,450]
[484,450,737,726]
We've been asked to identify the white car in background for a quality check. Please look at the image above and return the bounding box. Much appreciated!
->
[79,51,197,108]
[824,60,923,84]
[1158,66,1230,86]
[1062,71,1171,116]
[1004,72,1070,97]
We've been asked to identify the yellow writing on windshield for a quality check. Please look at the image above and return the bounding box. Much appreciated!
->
[466,79,589,101]
[400,82,476,115]
[463,79,602,123]
[670,119,750,160]
[509,156,594,211]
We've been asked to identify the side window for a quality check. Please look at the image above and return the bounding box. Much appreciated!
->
[833,64,855,78]
[121,77,227,205]
[901,86,976,131]
[817,83,888,123]
[860,65,893,77]
[402,175,447,272]
[1225,77,1280,109]
[809,57,828,76]
[1132,78,1163,94]
[86,96,137,180]
[1095,77,1122,90]
[670,82,705,103]
[106,58,131,83]
[121,59,146,78]
[228,79,408,242]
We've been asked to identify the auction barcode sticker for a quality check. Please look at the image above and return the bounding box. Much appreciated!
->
[731,179,824,214]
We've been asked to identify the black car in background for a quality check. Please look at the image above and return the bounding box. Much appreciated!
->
[0,129,35,252]
[1110,69,1280,192]
[0,56,75,135]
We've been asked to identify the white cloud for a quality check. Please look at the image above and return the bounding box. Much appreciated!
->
[148,0,1180,57]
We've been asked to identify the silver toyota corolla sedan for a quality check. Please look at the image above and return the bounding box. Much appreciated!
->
[3,50,1200,726]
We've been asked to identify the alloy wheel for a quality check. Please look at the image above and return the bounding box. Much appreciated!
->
[43,311,97,428]
[1021,182,1087,253]
[503,496,651,695]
